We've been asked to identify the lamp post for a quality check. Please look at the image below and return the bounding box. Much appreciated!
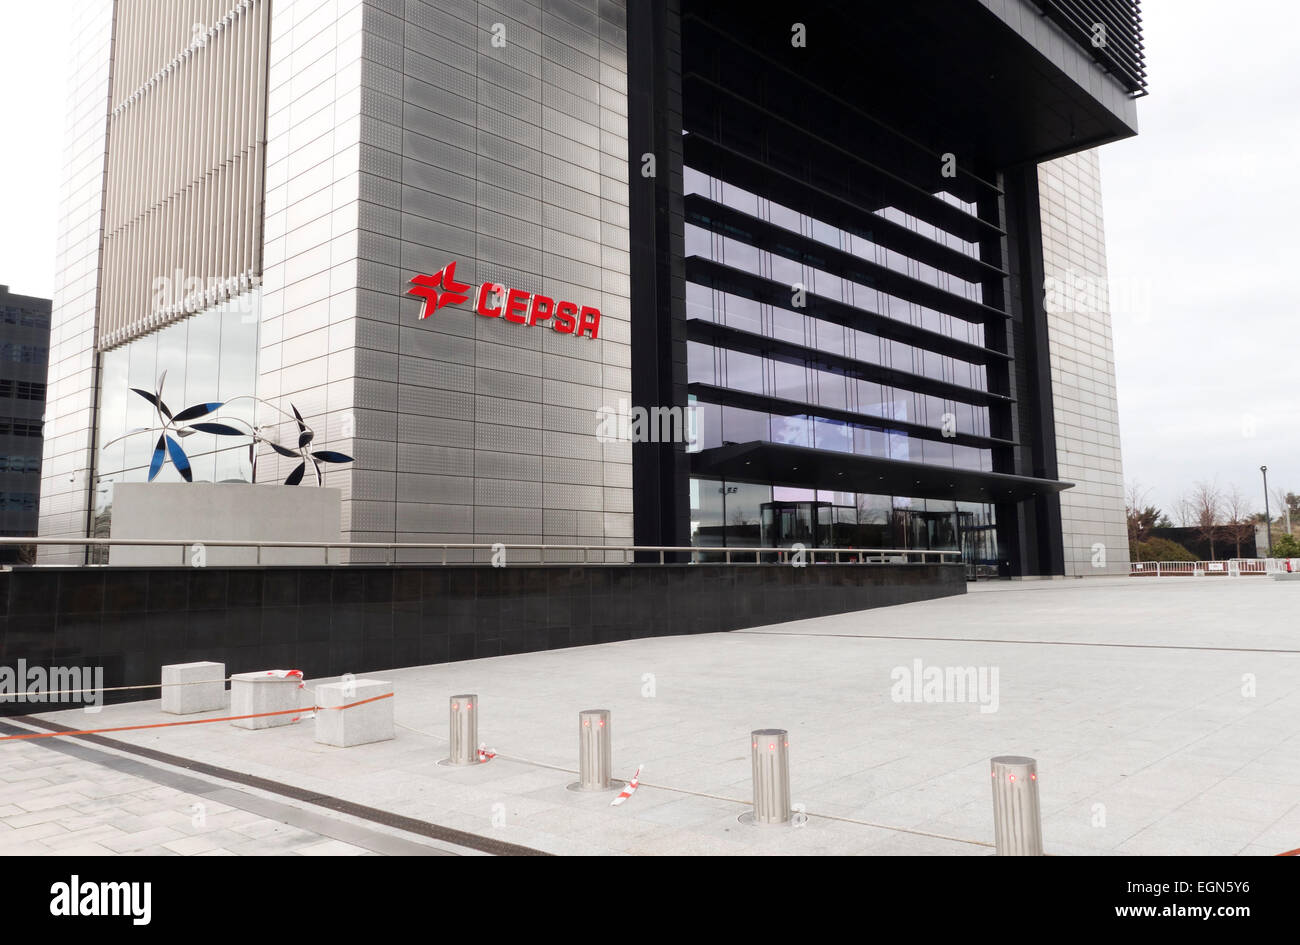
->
[1262,465,1272,556]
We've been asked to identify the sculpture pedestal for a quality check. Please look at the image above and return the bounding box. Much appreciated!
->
[108,483,341,566]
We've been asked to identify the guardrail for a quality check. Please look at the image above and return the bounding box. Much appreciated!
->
[0,537,963,568]
[1129,558,1286,577]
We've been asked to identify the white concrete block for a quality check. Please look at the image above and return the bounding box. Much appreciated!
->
[230,671,306,730]
[108,483,341,566]
[314,679,393,747]
[161,661,226,715]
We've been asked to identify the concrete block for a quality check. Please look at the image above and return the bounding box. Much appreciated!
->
[230,671,305,730]
[109,483,341,566]
[161,661,226,715]
[314,679,394,747]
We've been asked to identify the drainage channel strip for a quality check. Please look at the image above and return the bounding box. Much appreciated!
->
[735,630,1300,655]
[3,715,550,857]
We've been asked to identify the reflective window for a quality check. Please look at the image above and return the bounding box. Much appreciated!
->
[686,282,713,321]
[812,417,851,453]
[685,223,712,258]
[768,200,800,232]
[722,237,760,273]
[815,320,845,356]
[722,181,759,216]
[770,413,810,447]
[816,369,847,411]
[687,341,716,385]
[690,478,726,548]
[771,307,805,346]
[724,350,764,394]
[684,166,711,197]
[722,293,760,334]
[97,293,261,485]
[772,360,806,401]
[770,253,801,289]
[721,405,770,444]
[725,481,772,546]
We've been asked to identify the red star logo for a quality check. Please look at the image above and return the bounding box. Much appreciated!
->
[408,261,471,319]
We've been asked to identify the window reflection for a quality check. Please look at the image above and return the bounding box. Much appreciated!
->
[96,293,261,485]
[687,164,994,347]
[683,159,1003,482]
[688,476,998,561]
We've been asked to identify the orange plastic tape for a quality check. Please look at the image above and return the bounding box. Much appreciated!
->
[0,692,394,741]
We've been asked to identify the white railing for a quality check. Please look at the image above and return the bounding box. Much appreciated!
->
[1129,558,1286,577]
[0,537,963,568]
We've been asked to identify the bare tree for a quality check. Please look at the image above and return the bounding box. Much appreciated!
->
[1220,486,1255,558]
[1189,480,1223,560]
[1170,494,1196,528]
[1126,481,1149,542]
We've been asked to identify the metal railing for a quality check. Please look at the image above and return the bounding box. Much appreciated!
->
[0,537,963,568]
[1129,558,1283,577]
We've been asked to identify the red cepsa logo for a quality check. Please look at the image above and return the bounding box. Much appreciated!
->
[408,261,600,339]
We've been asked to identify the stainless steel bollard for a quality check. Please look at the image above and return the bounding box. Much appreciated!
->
[447,694,478,766]
[748,729,792,825]
[577,709,612,790]
[990,755,1044,855]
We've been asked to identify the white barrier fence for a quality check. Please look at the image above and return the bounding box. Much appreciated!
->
[1130,558,1299,577]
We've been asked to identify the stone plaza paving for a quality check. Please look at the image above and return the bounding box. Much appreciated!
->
[3,576,1300,855]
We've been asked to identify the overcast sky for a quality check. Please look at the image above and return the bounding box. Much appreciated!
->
[1,1,1296,520]
[1102,1,1300,518]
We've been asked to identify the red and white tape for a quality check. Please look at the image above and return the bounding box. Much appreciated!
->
[610,765,642,806]
[478,743,496,763]
[266,670,309,721]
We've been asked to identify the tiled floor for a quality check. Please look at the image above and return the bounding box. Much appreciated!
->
[0,743,380,856]
[6,575,1300,855]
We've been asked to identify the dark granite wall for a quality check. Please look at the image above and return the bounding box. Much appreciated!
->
[0,563,964,713]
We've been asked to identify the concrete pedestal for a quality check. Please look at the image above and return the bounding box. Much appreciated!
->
[230,671,304,729]
[109,483,341,566]
[314,679,393,747]
[161,661,226,714]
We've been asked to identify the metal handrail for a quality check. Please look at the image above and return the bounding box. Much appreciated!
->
[0,537,963,568]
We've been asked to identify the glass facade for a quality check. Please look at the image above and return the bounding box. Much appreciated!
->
[92,294,260,538]
[682,139,1006,557]
[678,30,1021,569]
[689,476,998,567]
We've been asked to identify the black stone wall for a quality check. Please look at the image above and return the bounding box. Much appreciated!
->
[0,563,964,713]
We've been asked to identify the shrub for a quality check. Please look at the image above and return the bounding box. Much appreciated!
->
[1270,533,1300,558]
[1131,537,1197,562]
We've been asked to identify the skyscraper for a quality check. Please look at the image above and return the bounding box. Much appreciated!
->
[41,0,1144,577]
[0,285,51,561]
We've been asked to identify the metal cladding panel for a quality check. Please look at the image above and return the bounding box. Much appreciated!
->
[37,0,115,561]
[256,0,369,522]
[347,0,633,547]
[1038,150,1130,576]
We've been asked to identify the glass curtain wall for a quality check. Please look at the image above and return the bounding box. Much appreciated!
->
[92,294,260,541]
[690,476,998,565]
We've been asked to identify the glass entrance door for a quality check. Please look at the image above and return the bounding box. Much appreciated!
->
[760,500,832,548]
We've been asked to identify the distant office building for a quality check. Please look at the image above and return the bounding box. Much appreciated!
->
[42,0,1144,577]
[0,285,51,561]
[1038,152,1131,576]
